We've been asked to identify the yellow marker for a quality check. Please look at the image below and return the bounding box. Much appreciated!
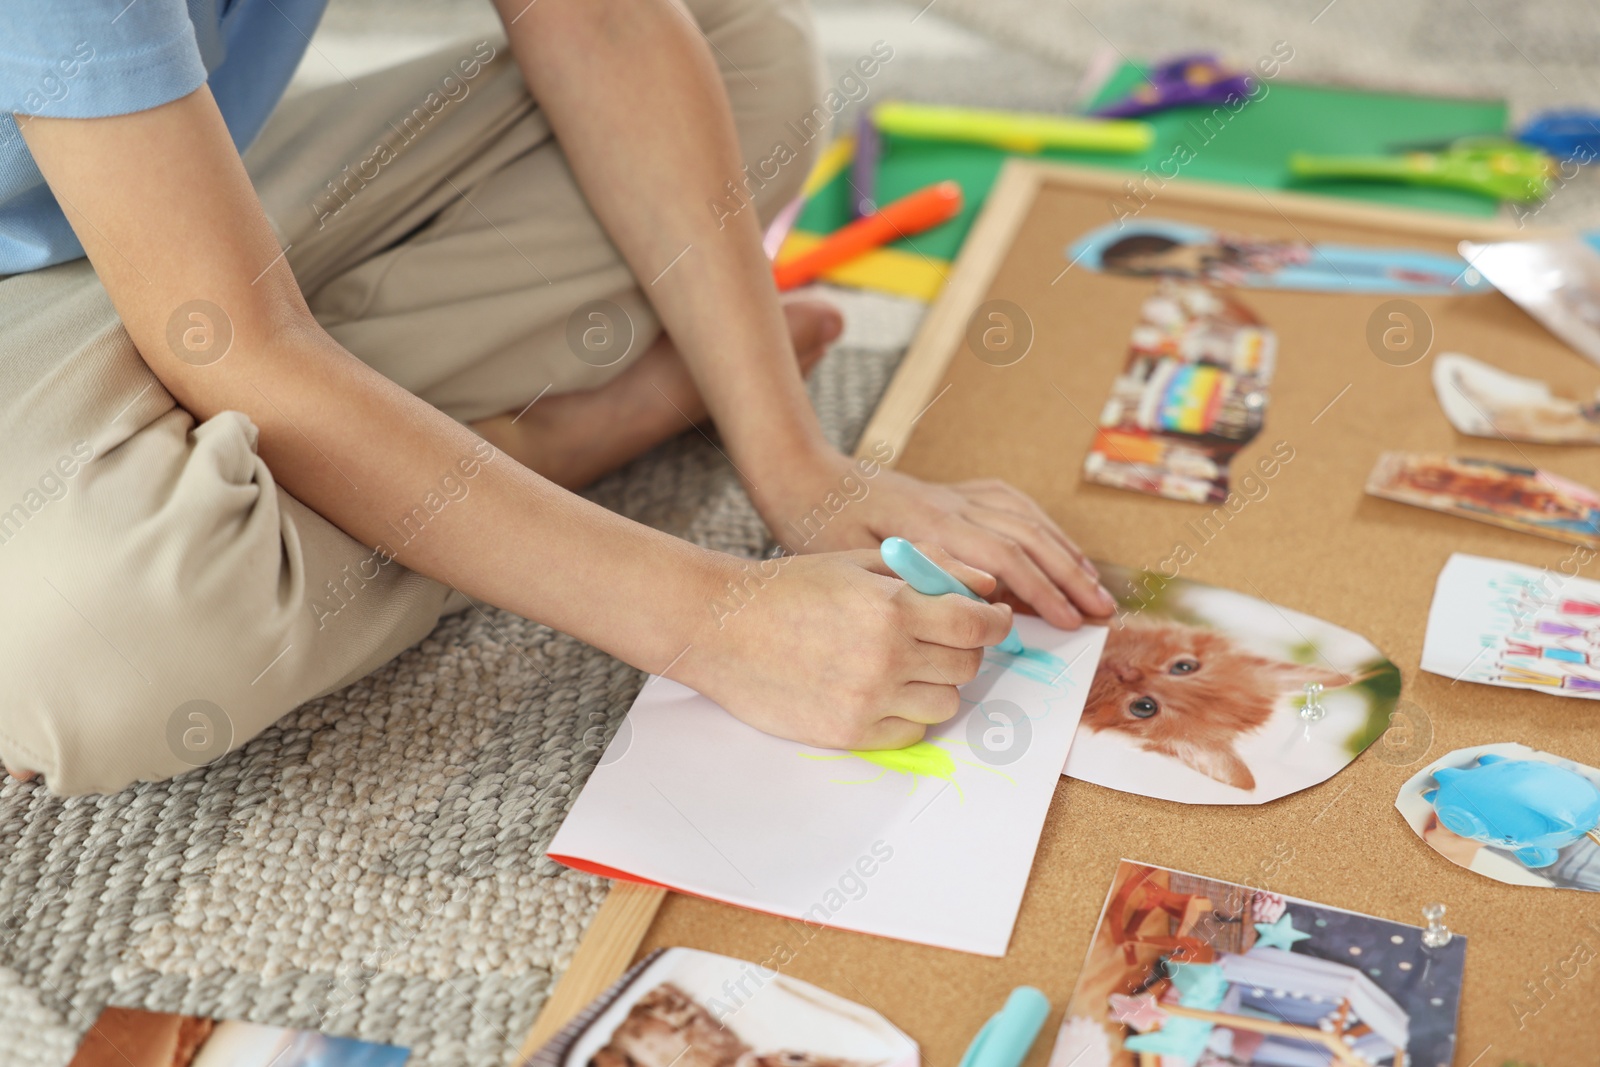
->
[872,102,1153,155]
[801,135,857,197]
[775,230,949,302]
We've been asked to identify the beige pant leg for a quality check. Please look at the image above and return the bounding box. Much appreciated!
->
[275,0,826,423]
[0,0,824,795]
[0,262,458,795]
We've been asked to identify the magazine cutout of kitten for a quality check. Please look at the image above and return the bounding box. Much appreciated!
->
[1083,617,1361,791]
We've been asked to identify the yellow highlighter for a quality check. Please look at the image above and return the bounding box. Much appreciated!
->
[871,102,1153,155]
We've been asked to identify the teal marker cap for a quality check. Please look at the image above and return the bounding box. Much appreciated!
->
[880,537,1024,654]
[957,986,1050,1067]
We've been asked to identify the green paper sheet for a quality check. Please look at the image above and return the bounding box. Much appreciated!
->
[796,64,1508,262]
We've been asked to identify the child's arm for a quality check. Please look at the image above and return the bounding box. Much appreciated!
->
[497,0,1116,628]
[22,89,1012,751]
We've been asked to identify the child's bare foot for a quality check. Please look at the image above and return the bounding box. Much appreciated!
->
[475,300,842,489]
[5,763,36,783]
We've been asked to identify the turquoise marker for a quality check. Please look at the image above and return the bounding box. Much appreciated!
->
[880,537,1024,654]
[958,987,1050,1067]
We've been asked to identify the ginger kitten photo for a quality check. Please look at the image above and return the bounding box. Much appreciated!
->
[1083,617,1357,791]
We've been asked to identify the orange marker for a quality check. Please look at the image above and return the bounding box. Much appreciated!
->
[773,180,963,291]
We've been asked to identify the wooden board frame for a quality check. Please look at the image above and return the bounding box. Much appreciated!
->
[519,160,1566,1063]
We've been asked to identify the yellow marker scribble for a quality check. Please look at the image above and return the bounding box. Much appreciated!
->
[802,739,1014,801]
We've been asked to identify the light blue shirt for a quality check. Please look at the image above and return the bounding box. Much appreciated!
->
[0,0,328,275]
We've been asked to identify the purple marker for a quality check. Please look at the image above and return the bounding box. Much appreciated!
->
[1538,620,1591,639]
[851,110,882,219]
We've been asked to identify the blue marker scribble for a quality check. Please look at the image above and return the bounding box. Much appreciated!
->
[987,644,1069,686]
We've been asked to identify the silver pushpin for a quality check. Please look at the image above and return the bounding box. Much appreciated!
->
[1422,902,1452,948]
[1300,681,1327,723]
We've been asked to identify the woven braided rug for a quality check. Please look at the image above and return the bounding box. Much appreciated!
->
[0,333,903,1067]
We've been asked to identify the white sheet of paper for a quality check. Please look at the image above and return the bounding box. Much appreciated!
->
[548,616,1107,957]
[1421,552,1600,699]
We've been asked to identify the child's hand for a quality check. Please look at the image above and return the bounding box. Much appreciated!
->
[679,545,1013,750]
[757,454,1116,629]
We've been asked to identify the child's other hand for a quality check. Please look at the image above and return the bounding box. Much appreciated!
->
[760,454,1116,629]
[679,545,1013,750]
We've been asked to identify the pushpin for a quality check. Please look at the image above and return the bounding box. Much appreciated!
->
[1421,902,1452,948]
[1299,681,1327,723]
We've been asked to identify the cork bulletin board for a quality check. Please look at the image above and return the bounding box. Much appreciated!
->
[522,162,1600,1065]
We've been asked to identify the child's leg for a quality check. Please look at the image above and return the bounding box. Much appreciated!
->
[252,0,830,484]
[0,261,462,794]
[470,299,841,489]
